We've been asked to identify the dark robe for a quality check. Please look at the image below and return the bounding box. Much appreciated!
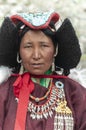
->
[0,75,86,130]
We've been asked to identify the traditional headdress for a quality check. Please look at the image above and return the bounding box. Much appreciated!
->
[0,10,81,74]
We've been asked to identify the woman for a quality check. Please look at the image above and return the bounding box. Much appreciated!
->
[0,10,86,130]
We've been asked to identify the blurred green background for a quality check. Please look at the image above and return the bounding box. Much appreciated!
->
[0,0,86,68]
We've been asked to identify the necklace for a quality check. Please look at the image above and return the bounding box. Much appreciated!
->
[15,80,74,129]
[14,74,74,130]
[29,79,52,102]
[15,83,58,119]
[28,84,58,119]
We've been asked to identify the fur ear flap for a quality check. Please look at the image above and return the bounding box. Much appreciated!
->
[55,18,81,70]
[0,17,18,67]
[0,66,12,84]
[69,68,86,88]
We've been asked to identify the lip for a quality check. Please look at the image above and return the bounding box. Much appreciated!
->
[31,63,43,68]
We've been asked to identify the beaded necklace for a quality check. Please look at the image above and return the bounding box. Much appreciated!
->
[15,80,74,130]
[29,79,52,102]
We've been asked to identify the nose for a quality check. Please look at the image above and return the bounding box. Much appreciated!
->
[32,47,41,60]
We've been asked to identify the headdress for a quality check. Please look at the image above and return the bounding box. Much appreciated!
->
[0,17,18,68]
[0,10,81,74]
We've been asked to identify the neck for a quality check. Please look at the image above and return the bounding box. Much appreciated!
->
[35,78,40,84]
[31,69,52,88]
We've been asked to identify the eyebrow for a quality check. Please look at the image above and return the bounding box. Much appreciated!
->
[24,41,32,44]
[23,40,50,45]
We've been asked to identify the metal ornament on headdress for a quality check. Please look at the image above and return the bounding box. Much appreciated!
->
[18,10,54,26]
[11,10,59,29]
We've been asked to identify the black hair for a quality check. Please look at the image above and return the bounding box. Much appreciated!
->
[16,21,57,51]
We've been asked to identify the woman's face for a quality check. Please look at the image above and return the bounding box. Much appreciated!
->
[19,30,55,75]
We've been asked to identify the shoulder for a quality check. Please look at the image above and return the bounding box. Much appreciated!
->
[54,75,86,97]
[0,75,17,99]
[64,77,86,92]
[61,77,86,105]
[55,76,86,111]
[57,75,86,90]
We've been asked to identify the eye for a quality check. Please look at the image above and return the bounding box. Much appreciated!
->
[24,45,32,48]
[41,42,49,47]
[24,42,32,48]
[42,44,48,47]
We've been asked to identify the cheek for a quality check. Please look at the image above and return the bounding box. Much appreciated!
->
[20,53,31,70]
[44,50,54,64]
[20,49,30,63]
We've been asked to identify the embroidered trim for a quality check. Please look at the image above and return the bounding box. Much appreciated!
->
[17,10,54,27]
[11,10,59,29]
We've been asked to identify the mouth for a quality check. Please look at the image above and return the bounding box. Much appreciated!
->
[31,63,43,68]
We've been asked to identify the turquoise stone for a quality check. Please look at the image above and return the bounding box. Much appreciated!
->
[17,10,54,27]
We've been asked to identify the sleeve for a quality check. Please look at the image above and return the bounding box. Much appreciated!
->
[74,85,86,130]
[0,81,10,130]
[64,78,86,130]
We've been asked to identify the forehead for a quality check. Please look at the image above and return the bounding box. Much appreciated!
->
[21,30,52,42]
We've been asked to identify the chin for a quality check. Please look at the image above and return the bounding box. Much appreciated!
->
[29,71,45,75]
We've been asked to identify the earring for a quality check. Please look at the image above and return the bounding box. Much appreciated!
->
[54,47,58,57]
[17,53,22,63]
[52,57,55,72]
[19,64,24,74]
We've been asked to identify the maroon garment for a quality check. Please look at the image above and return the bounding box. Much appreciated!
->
[0,75,86,130]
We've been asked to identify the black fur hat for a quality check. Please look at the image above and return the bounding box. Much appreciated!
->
[0,17,18,68]
[55,18,81,71]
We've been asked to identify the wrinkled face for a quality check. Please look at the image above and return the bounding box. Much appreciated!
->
[19,30,55,75]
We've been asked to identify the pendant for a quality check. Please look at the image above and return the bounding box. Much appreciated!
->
[54,81,74,130]
[56,100,72,114]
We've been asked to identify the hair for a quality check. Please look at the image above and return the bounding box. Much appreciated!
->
[16,21,58,51]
